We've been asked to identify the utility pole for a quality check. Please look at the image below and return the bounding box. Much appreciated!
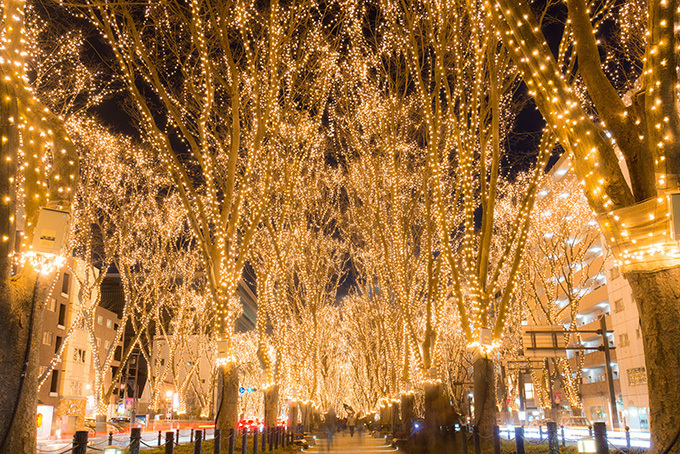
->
[600,316,619,429]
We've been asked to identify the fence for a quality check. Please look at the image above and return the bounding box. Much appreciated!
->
[38,426,295,454]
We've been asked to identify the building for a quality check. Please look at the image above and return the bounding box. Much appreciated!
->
[36,259,122,438]
[522,155,649,431]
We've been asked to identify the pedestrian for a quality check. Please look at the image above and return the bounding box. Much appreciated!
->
[325,408,337,450]
[347,413,357,437]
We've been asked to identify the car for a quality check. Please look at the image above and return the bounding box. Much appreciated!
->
[559,416,591,430]
[528,418,554,428]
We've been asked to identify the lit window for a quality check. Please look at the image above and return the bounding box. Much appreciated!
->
[97,315,103,325]
[106,319,112,329]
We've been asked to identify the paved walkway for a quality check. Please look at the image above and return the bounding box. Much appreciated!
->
[303,433,398,453]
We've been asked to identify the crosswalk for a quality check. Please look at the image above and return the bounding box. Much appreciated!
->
[302,433,399,453]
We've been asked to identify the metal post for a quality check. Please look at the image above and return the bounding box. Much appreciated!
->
[159,430,162,447]
[461,424,468,454]
[229,428,236,454]
[253,429,259,454]
[492,425,501,454]
[194,429,203,454]
[600,316,619,429]
[73,431,88,454]
[191,428,195,443]
[242,431,247,454]
[547,421,559,454]
[539,424,543,441]
[275,427,280,449]
[165,431,175,454]
[473,425,481,454]
[261,428,266,453]
[176,429,180,445]
[268,428,273,452]
[213,429,221,454]
[109,431,114,446]
[129,427,141,454]
[515,426,525,454]
[593,421,608,454]
[561,425,565,447]
[625,426,631,452]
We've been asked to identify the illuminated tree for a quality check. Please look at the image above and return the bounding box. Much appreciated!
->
[519,171,608,415]
[340,0,555,439]
[487,0,680,447]
[0,1,79,451]
[60,0,341,440]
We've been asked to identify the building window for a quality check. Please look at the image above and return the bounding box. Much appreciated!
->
[61,273,70,295]
[524,382,534,399]
[106,319,112,329]
[55,336,62,354]
[73,348,86,364]
[105,340,110,350]
[96,338,101,347]
[58,304,66,327]
[47,298,57,312]
[97,315,103,325]
[610,267,620,281]
[42,331,53,346]
[69,380,83,397]
[50,370,59,394]
[614,299,624,313]
[619,333,630,347]
[628,367,647,386]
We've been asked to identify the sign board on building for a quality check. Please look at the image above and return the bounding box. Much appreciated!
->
[31,208,70,255]
[670,192,680,241]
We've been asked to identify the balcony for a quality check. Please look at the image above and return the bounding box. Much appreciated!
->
[581,378,621,397]
[568,348,617,370]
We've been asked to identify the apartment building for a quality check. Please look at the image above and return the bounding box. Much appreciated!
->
[36,260,122,438]
[522,155,649,431]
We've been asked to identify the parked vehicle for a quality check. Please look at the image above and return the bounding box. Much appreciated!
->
[559,416,591,429]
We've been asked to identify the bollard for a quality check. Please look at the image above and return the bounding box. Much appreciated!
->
[73,431,88,454]
[253,429,259,454]
[130,427,142,454]
[268,428,273,452]
[191,428,195,443]
[261,428,266,453]
[242,430,247,454]
[625,426,631,452]
[159,430,162,447]
[176,429,180,445]
[547,421,559,454]
[194,429,203,454]
[109,431,114,446]
[461,424,468,454]
[473,425,481,454]
[561,425,565,447]
[515,426,526,454]
[539,424,543,441]
[593,421,608,454]
[492,425,501,454]
[588,425,593,437]
[165,431,175,454]
[213,429,221,454]
[275,427,280,449]
[229,428,236,454]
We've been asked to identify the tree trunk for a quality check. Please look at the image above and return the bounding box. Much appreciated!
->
[288,401,298,431]
[626,267,680,453]
[215,362,239,453]
[0,272,44,453]
[264,384,279,429]
[401,393,415,434]
[473,355,497,444]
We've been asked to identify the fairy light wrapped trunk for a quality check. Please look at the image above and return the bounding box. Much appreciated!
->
[0,0,79,451]
[487,0,680,450]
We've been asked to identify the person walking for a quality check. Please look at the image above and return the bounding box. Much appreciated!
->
[325,408,337,450]
[347,413,357,437]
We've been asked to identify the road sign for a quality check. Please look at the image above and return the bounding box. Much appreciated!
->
[522,325,567,358]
